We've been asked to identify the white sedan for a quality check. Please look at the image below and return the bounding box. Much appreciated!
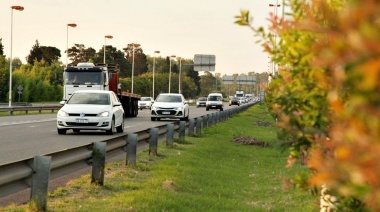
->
[57,90,125,135]
[151,93,189,121]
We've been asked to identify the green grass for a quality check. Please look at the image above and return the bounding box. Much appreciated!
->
[4,103,319,211]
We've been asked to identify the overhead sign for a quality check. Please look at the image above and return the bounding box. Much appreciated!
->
[237,76,256,85]
[193,54,215,72]
[222,75,234,85]
[222,75,256,85]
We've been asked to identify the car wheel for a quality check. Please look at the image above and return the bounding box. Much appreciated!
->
[116,116,124,133]
[151,117,155,121]
[57,128,66,135]
[73,129,80,133]
[106,118,115,135]
[206,107,209,111]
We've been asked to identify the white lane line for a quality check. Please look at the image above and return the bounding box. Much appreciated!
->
[0,118,56,127]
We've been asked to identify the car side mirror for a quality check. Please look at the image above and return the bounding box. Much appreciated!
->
[60,100,66,105]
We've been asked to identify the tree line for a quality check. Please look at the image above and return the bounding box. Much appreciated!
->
[0,38,267,103]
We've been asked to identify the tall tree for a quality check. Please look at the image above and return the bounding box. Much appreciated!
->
[26,40,61,65]
[67,44,96,65]
[123,44,148,76]
[40,46,61,64]
[26,40,43,65]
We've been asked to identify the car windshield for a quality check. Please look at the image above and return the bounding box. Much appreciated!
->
[208,96,222,101]
[140,97,151,101]
[67,93,110,105]
[156,95,182,103]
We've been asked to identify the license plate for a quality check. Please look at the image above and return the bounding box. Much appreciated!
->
[162,111,170,115]
[211,106,216,108]
[76,119,88,123]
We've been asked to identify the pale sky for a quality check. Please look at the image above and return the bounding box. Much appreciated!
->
[1,0,280,76]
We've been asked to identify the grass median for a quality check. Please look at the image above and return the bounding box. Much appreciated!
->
[6,102,318,211]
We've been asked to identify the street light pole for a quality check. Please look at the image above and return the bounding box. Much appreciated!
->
[177,57,184,94]
[9,5,24,107]
[153,50,160,98]
[168,55,176,93]
[103,35,113,64]
[131,43,140,93]
[66,23,77,67]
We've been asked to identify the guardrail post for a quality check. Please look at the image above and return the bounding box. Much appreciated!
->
[215,112,220,123]
[202,115,208,128]
[178,121,186,140]
[31,155,51,211]
[196,117,202,136]
[91,142,106,185]
[188,119,195,137]
[166,123,174,147]
[126,133,137,166]
[208,114,213,127]
[149,128,159,156]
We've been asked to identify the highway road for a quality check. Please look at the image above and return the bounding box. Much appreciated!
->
[0,104,237,165]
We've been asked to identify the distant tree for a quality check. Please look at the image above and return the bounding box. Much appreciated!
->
[67,44,96,65]
[93,46,129,77]
[26,40,61,65]
[0,38,4,56]
[199,72,217,96]
[123,44,148,76]
[26,40,43,65]
[40,46,61,64]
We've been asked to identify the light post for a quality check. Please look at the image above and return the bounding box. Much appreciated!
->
[9,5,24,107]
[131,43,140,93]
[168,55,176,93]
[103,35,113,64]
[152,50,160,98]
[66,23,77,67]
[177,57,184,94]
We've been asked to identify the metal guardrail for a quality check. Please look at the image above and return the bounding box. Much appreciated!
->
[0,106,62,115]
[0,102,257,205]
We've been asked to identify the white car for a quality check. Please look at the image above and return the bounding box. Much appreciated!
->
[151,93,189,121]
[138,97,154,110]
[57,90,125,135]
[206,93,224,111]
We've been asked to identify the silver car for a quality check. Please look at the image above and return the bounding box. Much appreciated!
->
[151,93,190,121]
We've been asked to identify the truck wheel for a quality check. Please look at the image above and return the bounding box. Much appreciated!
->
[106,118,115,135]
[116,117,124,133]
[220,108,223,111]
[57,128,66,135]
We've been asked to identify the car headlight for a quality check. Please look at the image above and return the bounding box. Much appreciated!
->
[176,106,183,110]
[58,110,68,117]
[97,111,109,117]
